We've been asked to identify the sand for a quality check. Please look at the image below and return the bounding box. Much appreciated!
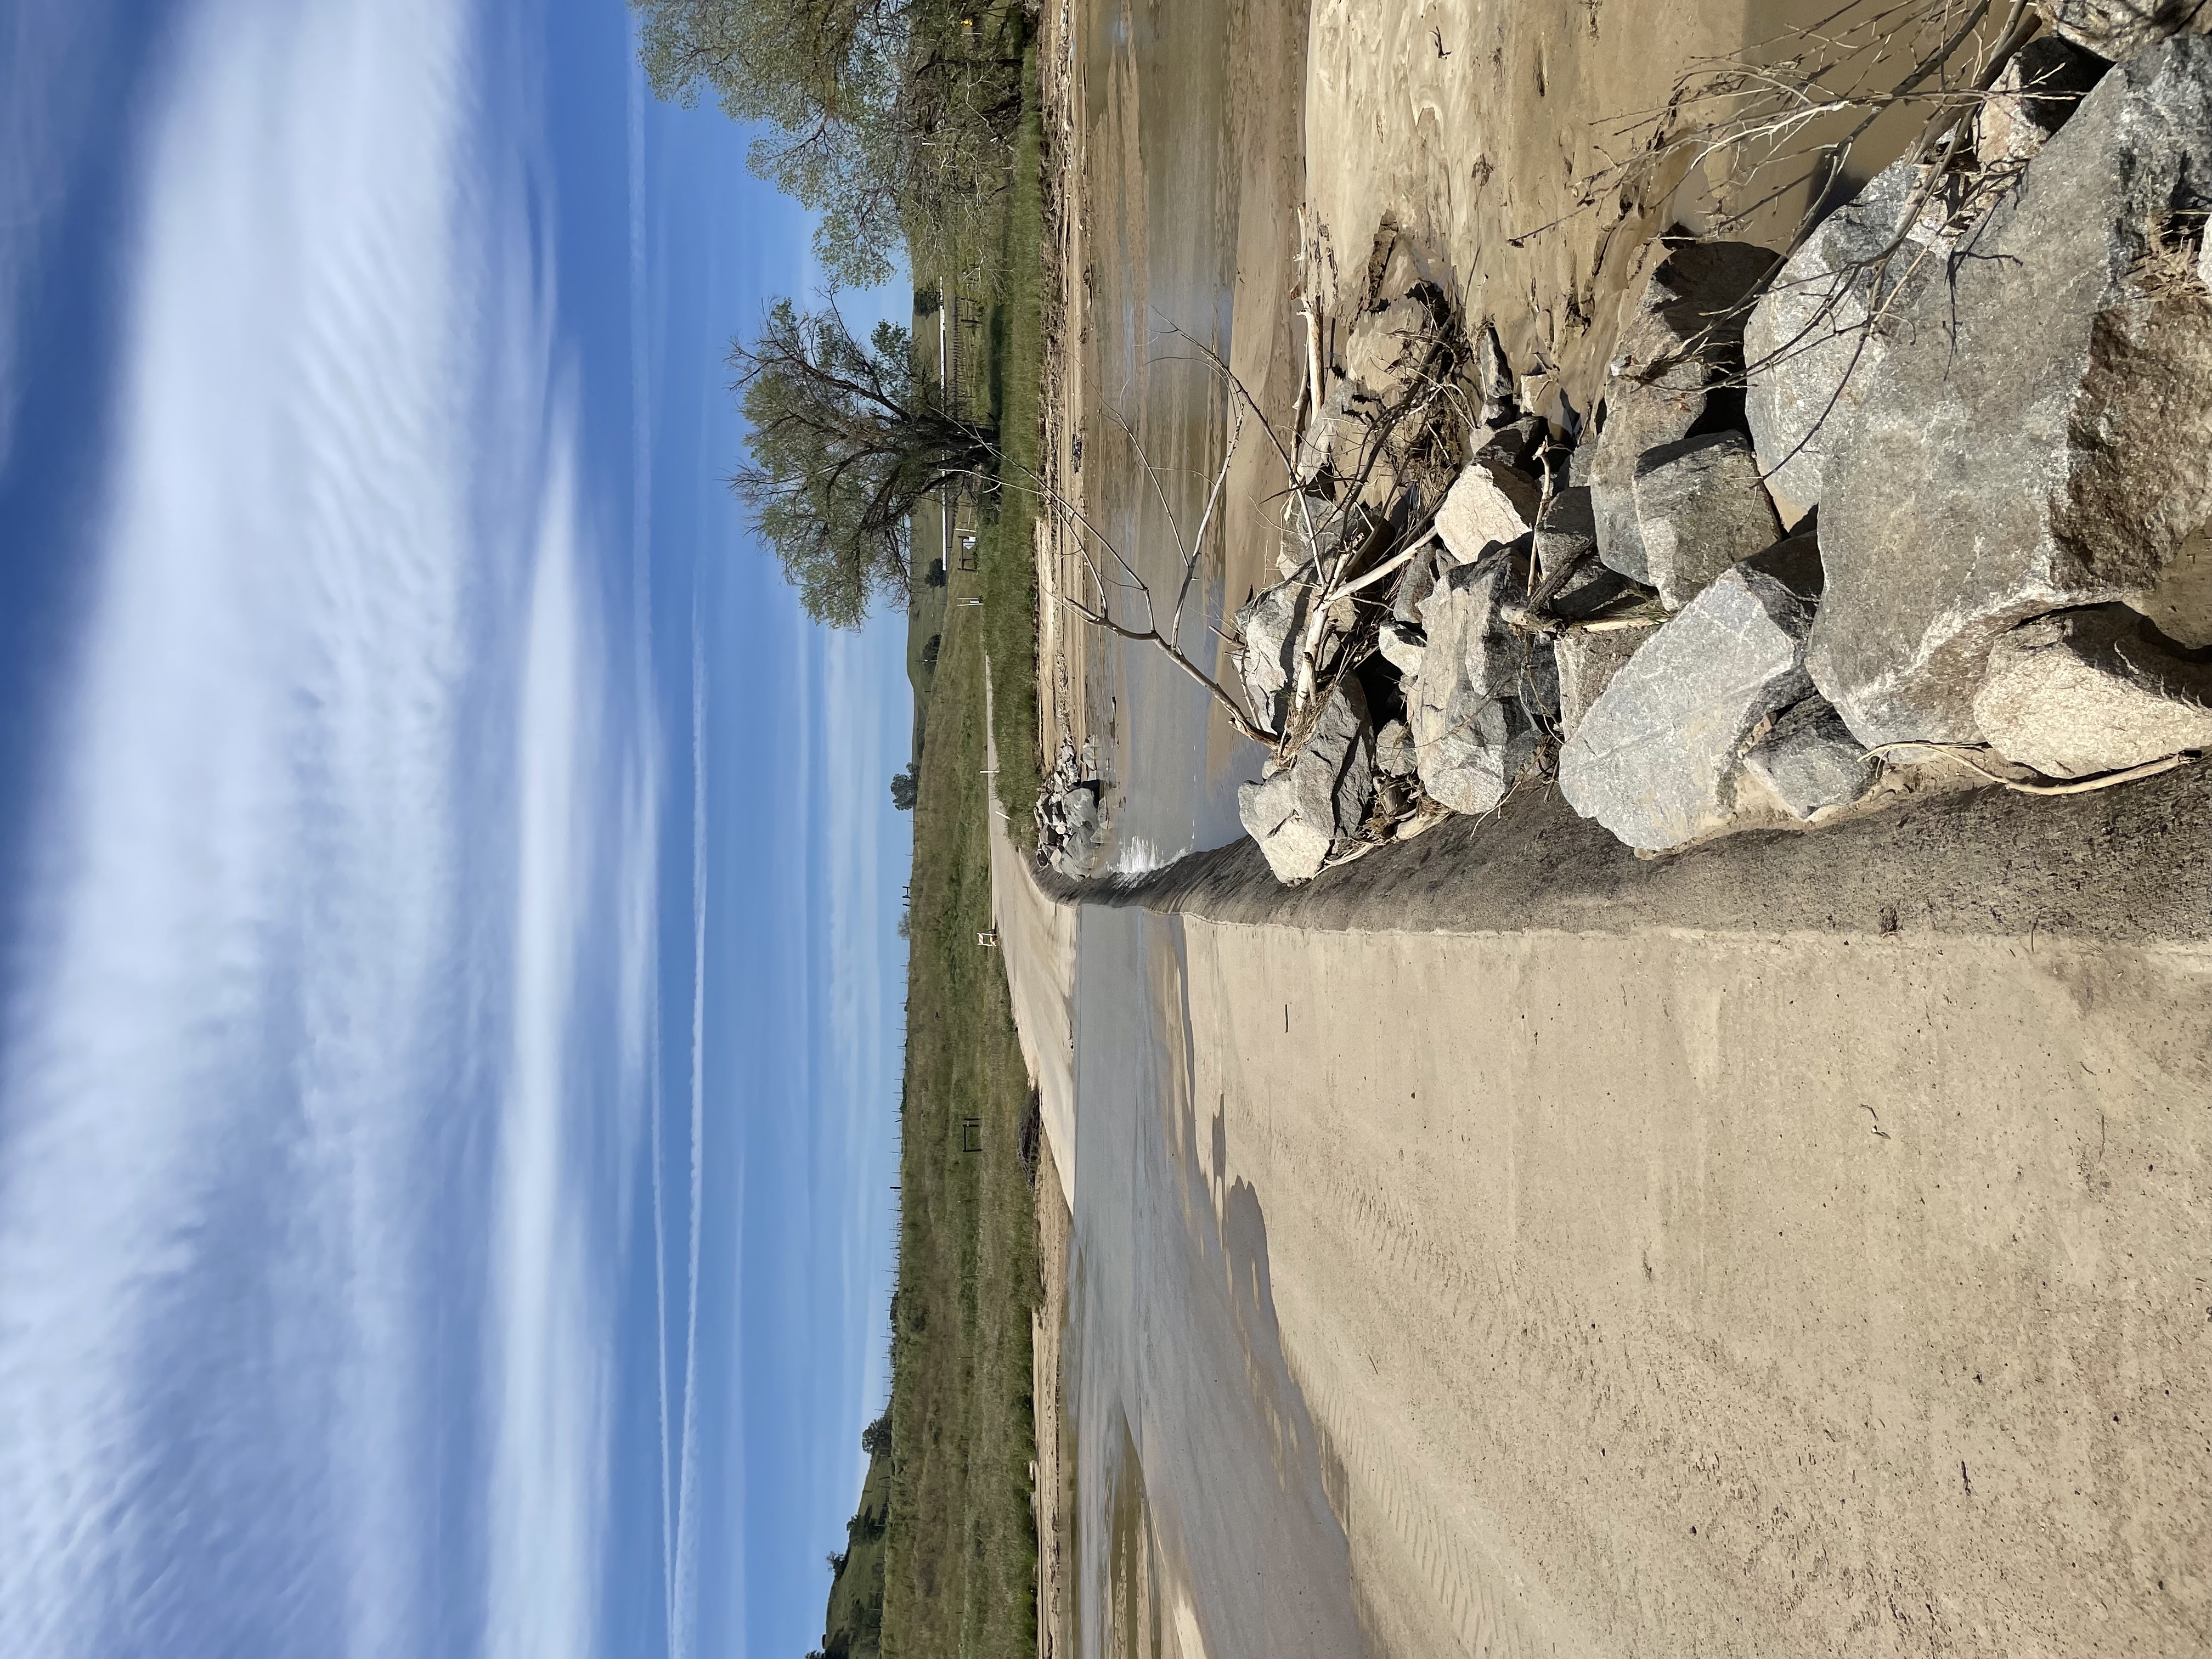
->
[1302,0,1939,424]
[1180,917,2211,1656]
[1034,1135,1076,1659]
[1010,3,2212,1654]
[1003,765,2212,1654]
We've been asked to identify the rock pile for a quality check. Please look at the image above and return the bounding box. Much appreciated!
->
[1035,738,1107,879]
[1221,26,2212,883]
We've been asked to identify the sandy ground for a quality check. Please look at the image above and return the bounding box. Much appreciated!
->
[1035,1136,1075,1659]
[1009,3,2212,1654]
[1302,0,1931,422]
[1026,765,2212,1657]
[1179,917,2211,1657]
[986,669,1078,1210]
[1304,0,1751,417]
[986,676,1080,1659]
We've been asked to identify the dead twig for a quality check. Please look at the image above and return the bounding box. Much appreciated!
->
[1865,741,2202,794]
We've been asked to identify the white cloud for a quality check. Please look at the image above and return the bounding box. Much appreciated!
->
[0,0,651,1654]
[484,428,610,1659]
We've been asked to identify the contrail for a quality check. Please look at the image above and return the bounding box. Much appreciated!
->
[625,54,679,1654]
[670,596,708,1659]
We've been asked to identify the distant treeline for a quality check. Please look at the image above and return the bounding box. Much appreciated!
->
[807,1419,891,1659]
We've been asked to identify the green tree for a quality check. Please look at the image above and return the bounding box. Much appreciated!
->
[889,768,918,811]
[633,0,904,131]
[633,1,1030,290]
[731,300,995,628]
[633,0,912,288]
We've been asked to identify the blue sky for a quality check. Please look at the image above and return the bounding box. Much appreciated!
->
[0,2,909,1656]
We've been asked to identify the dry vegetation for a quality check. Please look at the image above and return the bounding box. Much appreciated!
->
[882,605,1042,1659]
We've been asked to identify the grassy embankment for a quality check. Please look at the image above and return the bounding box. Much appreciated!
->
[879,599,1042,1659]
[811,11,1050,1659]
[973,53,1046,839]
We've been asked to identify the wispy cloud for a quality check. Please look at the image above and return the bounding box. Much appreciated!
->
[0,0,654,1654]
[484,426,612,1659]
[669,600,709,1659]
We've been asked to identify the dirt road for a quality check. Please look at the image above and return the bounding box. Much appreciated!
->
[998,766,2212,1658]
[1180,912,2209,1656]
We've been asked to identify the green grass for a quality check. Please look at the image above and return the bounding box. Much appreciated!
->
[882,610,1041,1659]
[819,1449,891,1659]
[974,47,1047,843]
[809,13,1049,1658]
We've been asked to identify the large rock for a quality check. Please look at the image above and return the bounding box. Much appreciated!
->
[1475,321,1516,406]
[1631,431,1785,608]
[1558,557,1816,850]
[1971,604,2212,776]
[1408,553,1550,812]
[1810,38,2212,747]
[1590,240,1776,582]
[1534,484,1598,575]
[1344,296,1438,403]
[1278,490,1341,577]
[1477,414,1549,470]
[1742,697,1878,819]
[1378,618,1426,678]
[1978,35,2112,164]
[1238,678,1376,883]
[1234,570,1316,736]
[1373,718,1419,779]
[1743,159,1939,526]
[1533,485,1636,621]
[1390,538,1441,625]
[2042,0,2209,60]
[1296,379,1367,482]
[1555,623,1657,744]
[1435,455,1542,565]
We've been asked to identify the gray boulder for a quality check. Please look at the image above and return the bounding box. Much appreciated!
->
[1058,785,1099,833]
[1978,36,2112,165]
[1238,678,1376,883]
[1590,240,1776,582]
[1475,415,1548,472]
[1415,694,1543,815]
[2042,0,2209,60]
[1373,718,1419,779]
[1558,558,1816,850]
[1409,553,1550,813]
[1435,456,1542,565]
[1533,485,1636,622]
[1810,38,2212,747]
[1475,321,1515,406]
[1972,604,2212,776]
[1344,296,1438,403]
[1296,379,1365,482]
[1047,784,1105,877]
[1555,623,1658,744]
[1390,539,1441,625]
[1534,484,1598,576]
[1743,697,1879,820]
[1278,490,1342,577]
[1743,158,1939,526]
[1234,570,1316,736]
[1632,431,1785,609]
[1378,618,1427,678]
